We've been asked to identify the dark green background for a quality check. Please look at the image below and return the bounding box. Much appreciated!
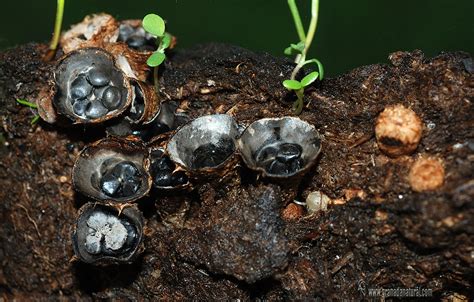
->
[0,0,472,76]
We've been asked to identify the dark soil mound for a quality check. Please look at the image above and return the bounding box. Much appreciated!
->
[0,43,472,300]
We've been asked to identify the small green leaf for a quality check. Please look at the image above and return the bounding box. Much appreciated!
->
[282,79,303,90]
[292,41,305,53]
[30,115,40,125]
[142,14,165,37]
[284,41,305,56]
[160,33,172,50]
[301,71,319,87]
[16,98,37,109]
[147,51,166,67]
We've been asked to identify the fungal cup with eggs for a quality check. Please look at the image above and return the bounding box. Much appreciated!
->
[72,203,144,264]
[54,48,131,123]
[118,22,156,51]
[72,138,152,202]
[149,149,189,189]
[166,114,241,172]
[238,117,321,178]
[106,101,179,142]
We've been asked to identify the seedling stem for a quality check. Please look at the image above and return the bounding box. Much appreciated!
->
[51,0,65,52]
[288,0,306,42]
[45,0,65,61]
[142,13,171,93]
[283,0,324,115]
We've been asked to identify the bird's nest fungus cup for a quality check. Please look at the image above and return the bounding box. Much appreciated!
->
[149,147,191,190]
[72,137,152,203]
[238,117,321,179]
[54,48,132,123]
[166,114,241,178]
[72,203,144,265]
[105,101,176,142]
[126,79,161,125]
[118,20,157,52]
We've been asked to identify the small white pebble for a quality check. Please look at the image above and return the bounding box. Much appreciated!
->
[452,142,466,150]
[427,121,436,129]
[306,191,331,213]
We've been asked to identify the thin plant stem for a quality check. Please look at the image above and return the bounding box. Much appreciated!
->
[50,0,65,51]
[290,0,319,80]
[287,0,306,42]
[45,0,65,61]
[152,38,165,93]
[303,0,319,55]
[293,89,304,115]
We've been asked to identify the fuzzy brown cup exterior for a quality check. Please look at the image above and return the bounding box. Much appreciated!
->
[126,79,161,125]
[408,155,445,192]
[61,14,120,54]
[375,104,423,157]
[105,43,151,82]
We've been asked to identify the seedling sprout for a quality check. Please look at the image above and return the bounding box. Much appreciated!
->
[142,13,172,92]
[16,99,40,124]
[283,0,324,115]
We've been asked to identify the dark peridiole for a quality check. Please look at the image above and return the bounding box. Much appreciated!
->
[191,137,235,169]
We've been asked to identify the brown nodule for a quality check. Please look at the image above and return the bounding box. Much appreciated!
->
[408,155,445,192]
[281,203,304,221]
[375,104,423,157]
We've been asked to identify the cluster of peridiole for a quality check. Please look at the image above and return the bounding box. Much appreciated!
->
[70,114,321,264]
[39,14,322,265]
[73,115,321,197]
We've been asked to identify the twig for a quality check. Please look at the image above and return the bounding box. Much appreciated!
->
[16,204,41,239]
[349,133,374,149]
[331,251,354,275]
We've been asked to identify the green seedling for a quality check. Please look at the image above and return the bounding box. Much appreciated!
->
[16,99,40,125]
[283,0,324,115]
[142,13,172,92]
[45,0,65,61]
